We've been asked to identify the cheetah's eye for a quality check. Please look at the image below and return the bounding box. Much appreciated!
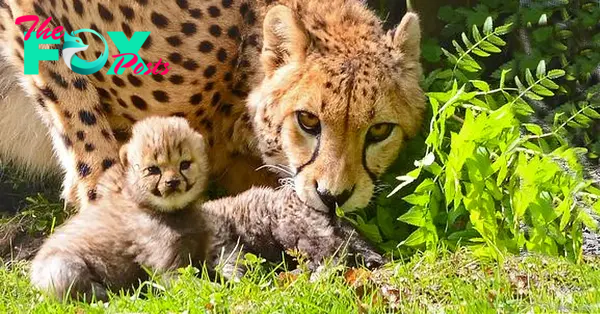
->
[296,111,321,136]
[366,123,395,143]
[146,166,161,175]
[180,160,191,170]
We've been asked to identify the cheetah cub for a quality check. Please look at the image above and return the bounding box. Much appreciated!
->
[30,117,210,302]
[203,186,385,280]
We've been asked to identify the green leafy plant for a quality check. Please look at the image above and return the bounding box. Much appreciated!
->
[350,16,600,262]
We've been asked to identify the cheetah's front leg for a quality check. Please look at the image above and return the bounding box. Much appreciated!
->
[27,66,119,208]
[0,3,122,208]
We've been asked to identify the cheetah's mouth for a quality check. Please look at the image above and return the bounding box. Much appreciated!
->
[151,182,195,198]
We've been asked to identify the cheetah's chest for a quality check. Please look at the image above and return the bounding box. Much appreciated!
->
[61,0,263,147]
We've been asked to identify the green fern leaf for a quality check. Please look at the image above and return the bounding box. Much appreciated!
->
[548,69,566,79]
[536,60,546,79]
[483,16,493,35]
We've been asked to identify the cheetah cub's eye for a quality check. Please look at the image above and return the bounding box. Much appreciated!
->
[146,166,161,175]
[296,111,321,136]
[180,160,191,171]
[366,123,395,143]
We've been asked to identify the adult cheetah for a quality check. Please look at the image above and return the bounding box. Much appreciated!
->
[0,0,425,213]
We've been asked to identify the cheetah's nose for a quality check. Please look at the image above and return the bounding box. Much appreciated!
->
[316,185,355,212]
[165,179,181,189]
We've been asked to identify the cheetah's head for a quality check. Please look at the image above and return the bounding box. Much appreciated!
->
[248,4,425,213]
[119,117,209,212]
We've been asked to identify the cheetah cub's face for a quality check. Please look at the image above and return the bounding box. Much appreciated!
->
[119,117,209,212]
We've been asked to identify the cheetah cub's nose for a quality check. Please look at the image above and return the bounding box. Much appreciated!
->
[165,179,181,189]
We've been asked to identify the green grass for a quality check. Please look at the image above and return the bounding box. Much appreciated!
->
[1,250,600,313]
[1,169,600,313]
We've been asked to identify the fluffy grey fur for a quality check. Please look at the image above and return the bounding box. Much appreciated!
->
[202,186,385,279]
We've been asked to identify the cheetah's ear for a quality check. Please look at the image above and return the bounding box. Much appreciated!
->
[261,5,309,77]
[119,144,129,167]
[392,12,421,62]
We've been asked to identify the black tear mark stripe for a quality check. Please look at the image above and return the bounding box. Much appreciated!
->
[361,144,377,182]
[296,135,321,174]
[179,169,190,190]
[153,173,162,196]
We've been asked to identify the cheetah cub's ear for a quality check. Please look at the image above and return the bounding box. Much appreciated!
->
[261,5,309,77]
[392,12,421,63]
[119,144,130,168]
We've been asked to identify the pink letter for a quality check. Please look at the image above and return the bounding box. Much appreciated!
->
[143,62,153,75]
[133,62,144,75]
[50,26,63,40]
[160,63,170,75]
[36,17,53,39]
[15,15,40,41]
[111,53,138,73]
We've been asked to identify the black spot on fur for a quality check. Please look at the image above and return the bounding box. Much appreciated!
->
[176,0,188,9]
[73,0,83,15]
[77,162,91,177]
[220,103,233,115]
[168,52,182,64]
[169,75,184,84]
[84,143,95,152]
[122,113,136,123]
[198,41,214,53]
[166,36,182,47]
[97,3,114,22]
[182,59,199,71]
[40,87,58,103]
[151,12,169,28]
[142,35,152,50]
[153,90,169,102]
[117,98,128,108]
[211,92,221,106]
[131,96,148,110]
[222,0,233,8]
[121,23,133,38]
[101,129,111,139]
[49,71,68,88]
[208,6,221,17]
[204,82,214,91]
[102,158,115,171]
[181,22,196,36]
[127,74,143,87]
[73,78,87,90]
[119,5,135,20]
[203,66,217,78]
[62,134,72,147]
[189,9,202,19]
[76,131,85,141]
[217,48,228,62]
[209,25,222,37]
[190,93,203,105]
[227,26,240,40]
[112,76,126,87]
[96,87,111,99]
[101,102,112,114]
[151,74,164,82]
[78,110,97,125]
[87,189,97,201]
[92,71,105,82]
[36,96,45,108]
